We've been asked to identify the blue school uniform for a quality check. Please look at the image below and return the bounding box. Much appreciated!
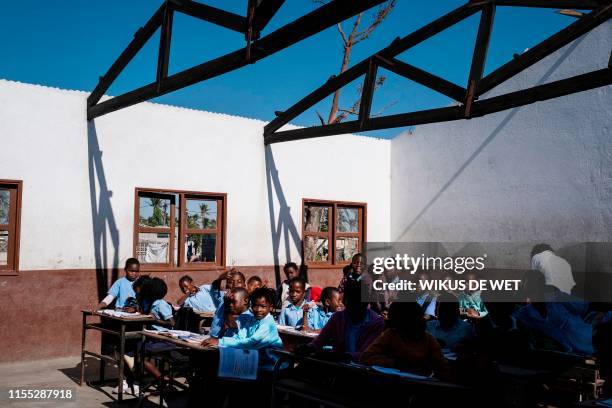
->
[210,286,225,309]
[210,303,226,338]
[458,291,488,317]
[416,293,437,318]
[108,277,136,308]
[514,302,594,355]
[221,310,253,338]
[150,299,174,331]
[426,319,475,350]
[184,284,216,312]
[219,313,283,370]
[307,306,334,330]
[279,301,306,328]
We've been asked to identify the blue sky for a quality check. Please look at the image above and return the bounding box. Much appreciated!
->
[1,0,577,138]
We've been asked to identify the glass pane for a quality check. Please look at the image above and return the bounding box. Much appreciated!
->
[185,199,217,229]
[0,231,8,265]
[336,237,359,262]
[139,196,171,228]
[304,236,329,262]
[337,207,359,233]
[185,233,217,263]
[137,232,169,264]
[304,205,329,232]
[0,190,9,224]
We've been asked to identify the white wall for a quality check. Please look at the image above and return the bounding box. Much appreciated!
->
[390,23,612,259]
[0,80,390,270]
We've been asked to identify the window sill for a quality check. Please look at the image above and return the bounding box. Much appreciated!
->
[0,269,19,276]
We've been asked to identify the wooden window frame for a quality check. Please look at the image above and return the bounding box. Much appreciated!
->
[0,180,22,276]
[134,188,226,272]
[302,198,366,268]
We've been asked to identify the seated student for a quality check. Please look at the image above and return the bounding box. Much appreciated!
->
[210,270,247,338]
[303,286,344,332]
[247,275,263,294]
[458,271,488,318]
[139,278,176,382]
[218,287,252,338]
[202,288,283,371]
[177,275,216,312]
[123,275,151,313]
[426,293,475,351]
[278,262,311,308]
[360,300,450,380]
[514,270,595,355]
[98,258,141,309]
[338,253,364,294]
[278,277,308,328]
[309,280,384,361]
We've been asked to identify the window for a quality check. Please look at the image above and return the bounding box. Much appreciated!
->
[0,180,22,274]
[134,188,226,270]
[302,199,366,266]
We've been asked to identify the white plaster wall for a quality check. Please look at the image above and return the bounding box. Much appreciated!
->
[0,80,390,270]
[391,23,612,252]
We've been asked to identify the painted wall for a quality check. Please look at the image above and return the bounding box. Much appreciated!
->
[0,79,390,362]
[390,22,612,269]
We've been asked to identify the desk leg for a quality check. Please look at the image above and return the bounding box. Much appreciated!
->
[118,323,126,402]
[80,313,86,386]
[138,334,145,406]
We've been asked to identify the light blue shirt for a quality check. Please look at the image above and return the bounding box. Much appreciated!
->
[108,277,136,308]
[416,293,437,317]
[219,313,283,370]
[151,299,174,331]
[210,286,225,309]
[279,301,306,328]
[184,284,216,312]
[307,306,334,330]
[426,319,475,351]
[345,311,371,353]
[458,291,488,317]
[222,310,253,338]
[210,303,226,338]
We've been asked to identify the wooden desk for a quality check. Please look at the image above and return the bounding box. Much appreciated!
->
[137,330,217,406]
[80,309,155,402]
[277,325,317,352]
[271,350,466,408]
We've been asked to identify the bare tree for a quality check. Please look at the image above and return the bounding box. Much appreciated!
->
[314,0,396,125]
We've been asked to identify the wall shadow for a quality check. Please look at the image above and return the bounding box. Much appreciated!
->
[395,36,585,241]
[87,121,120,300]
[264,145,302,287]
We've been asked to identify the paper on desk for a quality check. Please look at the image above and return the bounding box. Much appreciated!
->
[98,309,141,318]
[218,346,258,380]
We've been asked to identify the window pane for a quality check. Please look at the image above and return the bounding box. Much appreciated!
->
[0,190,9,224]
[137,232,169,264]
[337,207,359,233]
[336,237,359,262]
[139,197,171,227]
[304,236,329,262]
[0,231,7,265]
[304,205,329,232]
[186,199,217,229]
[185,233,217,263]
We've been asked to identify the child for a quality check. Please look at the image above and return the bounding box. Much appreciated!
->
[177,275,216,312]
[210,270,246,338]
[338,253,364,294]
[247,275,263,294]
[303,286,343,332]
[458,271,488,318]
[202,288,283,371]
[310,280,384,361]
[360,301,450,380]
[220,287,252,338]
[279,277,307,328]
[426,293,475,351]
[123,275,151,313]
[98,258,140,309]
[278,262,311,308]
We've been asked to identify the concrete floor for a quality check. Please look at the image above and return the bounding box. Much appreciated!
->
[0,356,188,407]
